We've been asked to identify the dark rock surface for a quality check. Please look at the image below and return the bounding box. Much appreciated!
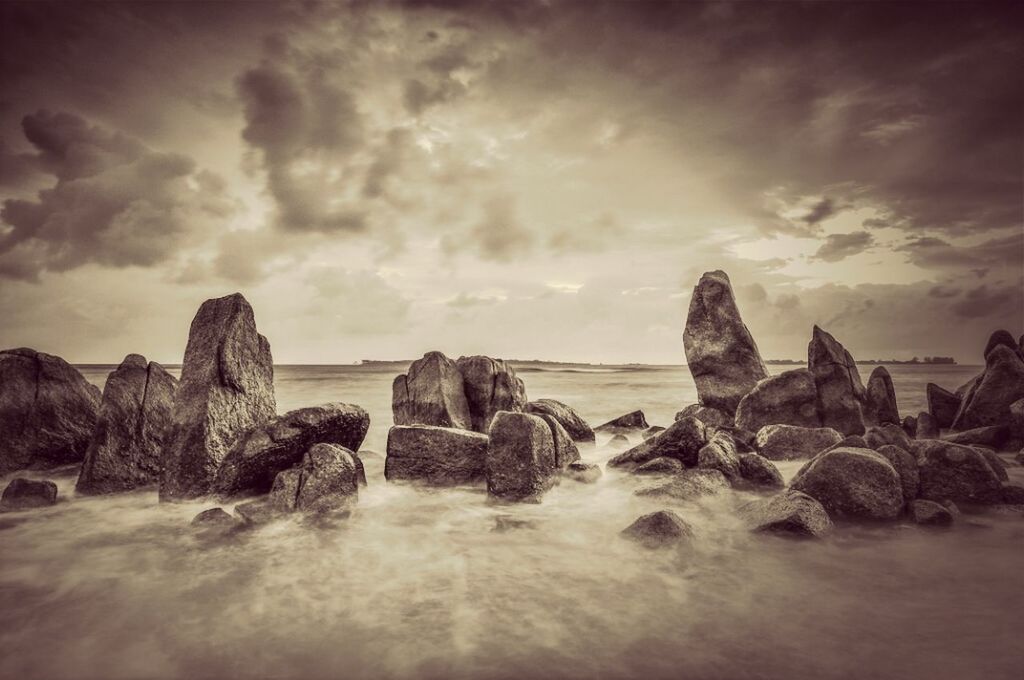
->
[392,351,472,430]
[268,443,360,514]
[456,355,527,432]
[635,456,684,475]
[536,414,581,469]
[594,410,649,434]
[734,369,820,433]
[1,478,58,511]
[523,399,594,442]
[916,411,940,439]
[983,329,1018,359]
[607,417,707,468]
[384,425,489,485]
[485,412,557,502]
[791,447,903,521]
[944,426,1011,450]
[864,366,900,426]
[807,326,866,435]
[951,345,1024,431]
[864,424,914,452]
[754,424,843,461]
[621,510,693,548]
[696,430,742,481]
[744,490,832,538]
[634,469,729,501]
[901,416,918,439]
[915,440,1005,505]
[875,444,920,503]
[565,461,602,484]
[910,499,954,527]
[642,426,666,440]
[736,453,785,490]
[926,383,960,429]
[675,404,733,429]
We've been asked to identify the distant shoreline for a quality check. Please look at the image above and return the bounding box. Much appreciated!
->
[73,359,963,369]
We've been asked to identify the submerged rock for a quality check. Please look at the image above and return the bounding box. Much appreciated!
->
[864,367,900,426]
[485,412,557,502]
[76,355,177,495]
[910,499,955,527]
[392,351,472,430]
[926,383,960,429]
[807,326,866,436]
[734,369,820,433]
[951,345,1024,431]
[456,355,527,432]
[161,293,276,501]
[1,478,58,511]
[635,469,730,501]
[524,399,594,443]
[621,510,693,548]
[269,443,360,515]
[191,507,238,529]
[754,424,843,461]
[915,440,1005,505]
[608,417,707,468]
[0,348,101,474]
[595,410,650,434]
[233,499,281,525]
[791,447,903,521]
[608,433,630,447]
[736,453,785,490]
[565,461,602,484]
[744,490,832,538]
[384,425,489,486]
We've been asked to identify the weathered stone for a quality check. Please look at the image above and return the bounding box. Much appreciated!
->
[191,507,239,530]
[384,425,488,485]
[951,345,1024,431]
[0,348,101,474]
[523,399,594,442]
[607,417,706,468]
[754,424,843,461]
[212,403,368,498]
[160,293,275,501]
[456,355,527,433]
[642,426,665,440]
[791,447,903,521]
[807,326,866,435]
[916,411,939,439]
[536,414,579,469]
[696,430,742,481]
[944,426,1011,450]
[634,469,729,501]
[485,412,557,502]
[926,383,960,429]
[233,499,282,525]
[76,355,177,495]
[734,369,820,433]
[635,456,684,475]
[621,510,693,548]
[1011,398,1024,438]
[864,423,914,452]
[608,433,630,447]
[268,443,359,514]
[974,448,1008,481]
[915,440,1005,505]
[744,490,832,538]
[983,329,1018,360]
[675,404,733,429]
[1002,484,1024,504]
[864,366,900,426]
[682,270,768,414]
[594,410,649,434]
[736,453,785,490]
[910,499,954,526]
[392,351,471,430]
[875,445,919,503]
[565,461,602,483]
[902,416,918,439]
[1,478,58,511]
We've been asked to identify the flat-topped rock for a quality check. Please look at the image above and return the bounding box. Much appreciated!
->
[735,369,820,433]
[524,399,594,442]
[384,425,489,485]
[392,351,471,430]
[456,356,527,432]
[808,326,866,436]
[910,499,955,526]
[634,469,730,501]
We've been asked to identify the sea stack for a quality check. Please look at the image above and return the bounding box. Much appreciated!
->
[160,293,276,501]
[807,326,866,436]
[682,270,768,414]
[455,355,528,432]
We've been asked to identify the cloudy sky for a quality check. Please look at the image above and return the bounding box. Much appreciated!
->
[1,1,1021,364]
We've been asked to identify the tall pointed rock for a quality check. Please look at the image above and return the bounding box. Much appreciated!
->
[807,326,866,435]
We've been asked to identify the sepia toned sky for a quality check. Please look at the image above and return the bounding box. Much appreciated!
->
[1,1,1021,365]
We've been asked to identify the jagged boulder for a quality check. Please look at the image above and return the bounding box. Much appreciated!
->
[734,369,820,433]
[754,424,842,461]
[160,293,276,501]
[675,404,732,429]
[607,416,707,468]
[77,355,177,495]
[634,469,730,501]
[621,510,693,548]
[917,411,939,439]
[807,326,866,435]
[682,271,768,414]
[864,367,900,426]
[642,426,666,440]
[1,478,58,511]
[523,399,594,442]
[926,383,960,429]
[384,426,488,485]
[951,345,1024,431]
[485,412,557,502]
[736,453,785,490]
[0,348,101,474]
[791,447,903,521]
[743,490,832,538]
[392,351,471,430]
[268,443,360,514]
[915,440,1004,505]
[595,410,649,434]
[456,355,527,432]
[696,430,742,481]
[212,403,368,498]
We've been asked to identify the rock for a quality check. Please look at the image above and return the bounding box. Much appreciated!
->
[594,410,649,434]
[983,329,1018,359]
[675,404,733,429]
[1011,399,1024,438]
[0,348,101,474]
[608,433,630,446]
[642,426,665,440]
[754,424,843,461]
[1016,449,1024,465]
[696,430,742,481]
[492,515,536,532]
[635,469,730,501]
[191,507,239,530]
[233,499,281,525]
[974,448,1008,481]
[791,447,903,521]
[607,417,707,468]
[621,510,693,548]
[535,414,580,469]
[902,416,918,439]
[875,445,919,503]
[744,490,832,538]
[944,426,1011,450]
[565,461,602,483]
[915,440,1005,505]
[212,403,369,498]
[635,457,684,475]
[455,355,527,432]
[392,351,471,430]
[916,411,939,439]
[1002,484,1024,504]
[807,326,866,436]
[1,478,58,510]
[268,443,360,514]
[76,355,177,495]
[682,270,768,414]
[910,499,954,526]
[926,383,960,428]
[736,453,785,490]
[383,425,489,485]
[864,424,914,451]
[523,399,594,442]
[734,369,820,433]
[160,293,276,501]
[485,412,557,502]
[951,345,1024,431]
[864,367,900,426]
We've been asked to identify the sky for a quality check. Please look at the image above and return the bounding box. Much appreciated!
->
[0,0,1021,365]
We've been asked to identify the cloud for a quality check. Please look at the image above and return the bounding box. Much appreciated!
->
[801,198,840,226]
[812,231,874,262]
[445,194,533,262]
[896,232,1024,272]
[951,283,1021,319]
[548,213,625,254]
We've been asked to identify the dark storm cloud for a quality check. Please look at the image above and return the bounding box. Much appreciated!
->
[896,232,1024,272]
[812,231,875,263]
[801,198,840,227]
[951,283,1022,319]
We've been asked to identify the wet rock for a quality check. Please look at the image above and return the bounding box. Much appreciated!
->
[492,515,536,533]
[943,426,1011,451]
[161,293,276,501]
[696,430,742,481]
[621,510,693,548]
[951,345,1024,431]
[384,425,488,485]
[456,355,527,433]
[754,424,843,461]
[0,348,101,474]
[595,410,649,434]
[635,469,730,501]
[974,448,1008,481]
[269,443,360,514]
[864,424,914,452]
[212,403,369,498]
[675,404,733,429]
[565,461,602,484]
[744,490,832,538]
[642,426,665,440]
[915,440,1005,505]
[682,271,768,414]
[910,499,954,527]
[734,369,820,433]
[983,329,1018,359]
[607,417,707,468]
[1,478,58,511]
[76,355,177,495]
[864,367,900,426]
[535,414,580,469]
[902,416,918,439]
[736,453,785,490]
[191,507,239,531]
[926,383,960,429]
[791,447,903,521]
[392,351,471,430]
[233,499,281,525]
[807,326,866,435]
[1002,484,1024,504]
[635,456,684,475]
[485,412,557,502]
[1011,399,1024,438]
[875,445,919,503]
[916,411,940,439]
[523,399,594,443]
[608,433,630,446]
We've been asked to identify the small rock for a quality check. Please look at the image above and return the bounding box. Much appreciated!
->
[620,509,694,548]
[384,425,489,486]
[607,417,707,468]
[269,443,360,515]
[1,478,58,511]
[565,461,602,484]
[696,430,742,481]
[744,490,832,538]
[910,499,954,526]
[864,423,914,451]
[595,410,649,434]
[635,469,730,501]
[901,415,918,439]
[608,433,630,446]
[492,515,536,532]
[875,445,920,503]
[755,424,843,461]
[233,499,282,525]
[734,368,821,433]
[915,440,1005,505]
[191,507,239,530]
[523,399,594,443]
[736,453,785,490]
[635,457,684,475]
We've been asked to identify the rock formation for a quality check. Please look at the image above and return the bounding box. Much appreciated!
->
[915,440,1005,505]
[594,410,649,434]
[392,351,472,430]
[807,326,866,435]
[983,329,1017,359]
[384,425,489,485]
[754,424,842,461]
[950,345,1024,431]
[736,453,785,490]
[456,355,527,432]
[734,369,820,433]
[864,366,900,426]
[743,490,832,538]
[1,478,58,511]
[926,383,959,428]
[523,399,594,442]
[485,412,557,501]
[268,443,360,515]
[696,430,742,482]
[790,447,903,521]
[607,416,707,468]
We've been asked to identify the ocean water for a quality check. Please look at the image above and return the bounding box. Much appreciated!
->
[2,363,1022,680]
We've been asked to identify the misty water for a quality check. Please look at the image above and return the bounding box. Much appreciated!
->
[2,363,1022,680]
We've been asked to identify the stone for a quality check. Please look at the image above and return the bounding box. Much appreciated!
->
[634,469,730,501]
[875,445,919,503]
[565,461,602,483]
[384,425,489,486]
[608,433,630,446]
[536,414,580,469]
[212,403,369,498]
[864,366,900,426]
[675,404,733,429]
[485,411,557,502]
[944,426,1011,450]
[754,424,843,461]
[160,293,276,501]
[191,507,239,530]
[1011,398,1024,438]
[76,355,177,495]
[492,515,536,533]
[864,423,914,451]
[902,416,918,439]
[594,410,649,434]
[682,270,768,414]
[916,411,939,439]
[0,348,101,474]
[915,440,1005,505]
[807,326,866,435]
[1002,484,1024,504]
[951,345,1024,431]
[696,430,742,481]
[621,510,693,548]
[392,351,471,430]
[983,329,1018,359]
[926,383,960,429]
[607,417,707,468]
[974,448,1008,481]
[744,490,832,538]
[455,355,527,432]
[791,447,903,521]
[736,453,785,490]
[910,499,954,526]
[642,426,665,440]
[523,399,594,442]
[734,369,820,433]
[233,499,282,525]
[1,478,58,511]
[268,443,360,514]
[635,456,684,475]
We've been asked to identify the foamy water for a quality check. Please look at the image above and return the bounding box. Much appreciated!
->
[2,364,1022,680]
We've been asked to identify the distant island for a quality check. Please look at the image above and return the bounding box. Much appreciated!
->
[764,356,956,365]
[361,356,957,367]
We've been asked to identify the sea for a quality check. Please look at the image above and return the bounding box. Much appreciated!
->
[1,362,1022,680]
